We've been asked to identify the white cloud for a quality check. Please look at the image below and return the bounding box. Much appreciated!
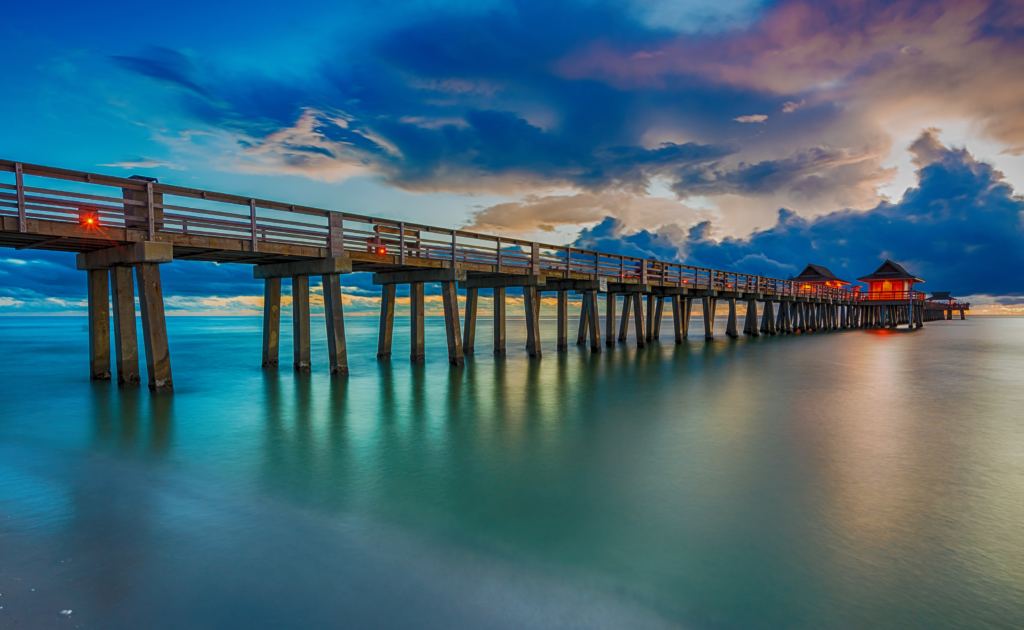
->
[733,114,768,123]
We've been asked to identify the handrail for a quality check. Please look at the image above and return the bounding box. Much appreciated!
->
[1,158,875,301]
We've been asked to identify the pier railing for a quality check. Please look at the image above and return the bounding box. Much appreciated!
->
[1,159,865,301]
[862,291,927,301]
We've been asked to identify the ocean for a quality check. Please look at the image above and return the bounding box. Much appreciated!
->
[1,314,1022,629]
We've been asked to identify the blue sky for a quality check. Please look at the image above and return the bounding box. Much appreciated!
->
[2,0,1023,314]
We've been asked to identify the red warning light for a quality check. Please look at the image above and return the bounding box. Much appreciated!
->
[79,208,100,227]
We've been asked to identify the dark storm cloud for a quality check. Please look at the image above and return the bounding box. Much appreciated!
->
[574,132,1024,297]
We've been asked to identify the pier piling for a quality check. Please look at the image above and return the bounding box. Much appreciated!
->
[291,276,312,373]
[410,282,426,363]
[136,263,172,390]
[702,297,716,340]
[726,298,739,338]
[632,293,646,347]
[110,266,140,386]
[441,281,464,366]
[556,290,568,351]
[605,293,616,347]
[262,278,281,368]
[377,284,396,360]
[87,268,111,381]
[323,273,349,376]
[463,287,478,355]
[493,287,506,356]
[524,286,542,358]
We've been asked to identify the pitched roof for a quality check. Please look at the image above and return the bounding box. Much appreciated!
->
[929,291,953,300]
[794,263,851,285]
[857,259,925,283]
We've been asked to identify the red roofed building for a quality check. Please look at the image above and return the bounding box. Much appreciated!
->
[793,264,851,289]
[857,260,925,300]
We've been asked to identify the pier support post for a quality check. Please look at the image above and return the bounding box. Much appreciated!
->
[765,301,778,335]
[576,293,589,345]
[778,301,791,334]
[110,267,140,386]
[653,297,664,340]
[377,284,396,359]
[291,276,312,372]
[322,273,349,376]
[441,281,465,366]
[645,295,656,343]
[618,294,632,343]
[493,287,506,356]
[556,290,569,351]
[605,293,616,347]
[726,298,739,338]
[960,309,965,320]
[671,296,683,343]
[702,297,717,340]
[136,263,173,390]
[262,278,281,368]
[681,298,692,340]
[463,287,478,355]
[586,290,602,352]
[410,282,426,363]
[87,269,112,381]
[744,300,759,336]
[524,285,542,358]
[632,293,646,348]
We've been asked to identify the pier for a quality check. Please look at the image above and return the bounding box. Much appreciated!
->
[0,160,970,390]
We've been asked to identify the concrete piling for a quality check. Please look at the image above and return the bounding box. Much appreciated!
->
[605,293,616,347]
[322,273,349,376]
[618,294,632,343]
[136,263,172,390]
[110,266,140,386]
[556,290,569,351]
[493,287,506,356]
[262,278,281,368]
[463,287,478,355]
[632,293,646,348]
[726,298,739,338]
[441,281,465,366]
[377,284,396,360]
[702,297,716,340]
[653,297,664,340]
[291,276,311,372]
[410,282,426,363]
[523,285,542,358]
[87,268,111,381]
[586,290,602,352]
[577,293,589,346]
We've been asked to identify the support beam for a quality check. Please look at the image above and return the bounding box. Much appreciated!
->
[632,293,646,348]
[255,256,352,279]
[374,266,465,285]
[78,241,173,271]
[463,287,478,354]
[493,288,506,356]
[322,273,349,376]
[110,266,140,386]
[556,290,569,351]
[605,292,616,347]
[460,274,544,289]
[291,276,311,372]
[725,298,739,338]
[441,281,465,366]
[87,268,111,381]
[262,278,282,368]
[586,290,602,352]
[702,297,717,340]
[524,285,542,358]
[136,263,172,391]
[410,282,426,363]
[377,284,396,360]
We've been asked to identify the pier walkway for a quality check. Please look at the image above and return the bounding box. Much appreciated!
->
[0,160,969,390]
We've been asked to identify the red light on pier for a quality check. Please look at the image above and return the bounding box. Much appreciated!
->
[79,209,100,227]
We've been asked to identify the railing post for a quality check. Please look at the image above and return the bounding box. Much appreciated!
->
[496,237,502,269]
[146,181,155,241]
[594,252,600,277]
[531,242,540,275]
[399,222,406,265]
[14,162,26,233]
[328,213,345,258]
[641,260,648,284]
[249,199,258,253]
[565,247,571,277]
[452,230,458,267]
[619,257,624,282]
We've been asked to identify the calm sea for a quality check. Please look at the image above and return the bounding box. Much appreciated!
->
[1,314,1022,629]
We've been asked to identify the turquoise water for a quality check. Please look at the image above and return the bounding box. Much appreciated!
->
[1,314,1022,629]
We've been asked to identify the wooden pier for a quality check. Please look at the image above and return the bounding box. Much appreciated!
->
[0,160,970,391]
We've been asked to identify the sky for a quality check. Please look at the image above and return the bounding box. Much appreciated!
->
[1,0,1023,315]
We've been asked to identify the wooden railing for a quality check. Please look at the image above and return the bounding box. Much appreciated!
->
[862,291,927,301]
[0,159,869,301]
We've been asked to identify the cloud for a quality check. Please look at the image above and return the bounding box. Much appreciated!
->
[733,114,767,123]
[574,131,1024,298]
[781,101,805,114]
[101,158,185,170]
